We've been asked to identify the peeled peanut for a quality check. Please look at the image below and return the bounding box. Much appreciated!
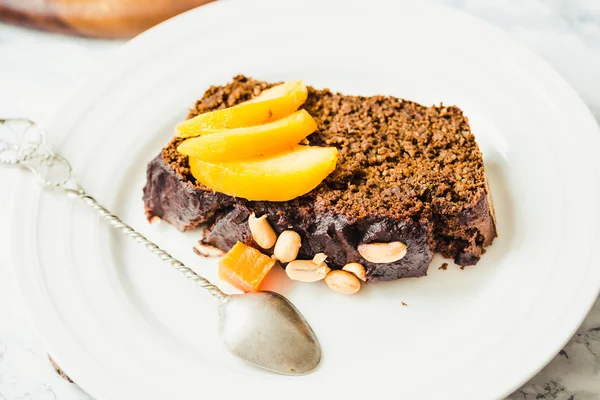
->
[248,213,277,249]
[274,230,302,262]
[286,260,330,282]
[342,262,367,282]
[312,253,327,264]
[358,241,407,263]
[325,270,361,295]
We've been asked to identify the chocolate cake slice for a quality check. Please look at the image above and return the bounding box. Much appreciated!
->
[143,75,496,282]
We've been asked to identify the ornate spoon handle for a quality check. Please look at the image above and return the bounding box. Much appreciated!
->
[0,118,226,302]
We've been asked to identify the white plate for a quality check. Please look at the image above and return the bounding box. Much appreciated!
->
[9,0,600,399]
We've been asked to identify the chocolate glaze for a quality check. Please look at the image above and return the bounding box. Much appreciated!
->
[143,154,490,281]
[143,154,234,230]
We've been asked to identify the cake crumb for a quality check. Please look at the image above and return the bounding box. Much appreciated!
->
[401,302,408,307]
[193,242,226,257]
[460,266,466,270]
[48,356,73,383]
[439,263,448,270]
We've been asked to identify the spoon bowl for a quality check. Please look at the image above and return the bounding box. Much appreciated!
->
[218,291,321,375]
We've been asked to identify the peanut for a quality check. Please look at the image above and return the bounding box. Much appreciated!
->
[274,230,302,262]
[312,252,327,264]
[248,213,277,249]
[325,270,361,295]
[358,241,407,263]
[342,262,367,282]
[286,260,330,282]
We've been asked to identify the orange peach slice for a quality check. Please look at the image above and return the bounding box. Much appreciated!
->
[189,146,338,201]
[176,80,308,137]
[218,242,276,292]
[176,110,317,162]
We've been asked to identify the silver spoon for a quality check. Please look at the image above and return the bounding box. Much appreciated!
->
[0,118,321,376]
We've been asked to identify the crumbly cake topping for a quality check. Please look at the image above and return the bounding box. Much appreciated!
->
[163,75,486,221]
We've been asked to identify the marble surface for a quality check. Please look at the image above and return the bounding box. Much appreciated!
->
[0,0,599,398]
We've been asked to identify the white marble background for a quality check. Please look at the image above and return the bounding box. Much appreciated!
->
[0,0,599,398]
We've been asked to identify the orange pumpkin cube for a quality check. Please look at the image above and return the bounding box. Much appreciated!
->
[218,242,276,292]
